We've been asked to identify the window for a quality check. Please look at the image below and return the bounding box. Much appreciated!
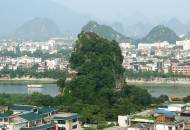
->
[57,120,65,124]
[58,127,66,130]
[72,124,77,129]
[168,126,172,130]
[72,118,77,122]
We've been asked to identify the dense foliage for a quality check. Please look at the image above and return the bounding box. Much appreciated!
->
[0,93,55,106]
[183,95,190,103]
[57,32,154,123]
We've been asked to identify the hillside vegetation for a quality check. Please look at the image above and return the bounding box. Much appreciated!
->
[142,25,180,43]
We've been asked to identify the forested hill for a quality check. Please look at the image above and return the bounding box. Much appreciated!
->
[82,21,134,43]
[141,25,180,43]
[57,32,158,123]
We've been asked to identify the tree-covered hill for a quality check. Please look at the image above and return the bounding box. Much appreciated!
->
[82,21,134,43]
[142,25,180,43]
[57,32,154,123]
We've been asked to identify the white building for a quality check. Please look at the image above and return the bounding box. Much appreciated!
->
[138,42,170,50]
[118,115,131,127]
[176,40,190,50]
[155,123,184,130]
[138,43,152,50]
[167,104,186,113]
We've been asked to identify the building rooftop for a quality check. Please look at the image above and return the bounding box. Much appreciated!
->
[168,104,186,107]
[20,112,45,122]
[20,122,54,130]
[12,104,34,111]
[53,113,78,120]
[38,107,57,114]
[154,109,175,118]
[131,118,155,123]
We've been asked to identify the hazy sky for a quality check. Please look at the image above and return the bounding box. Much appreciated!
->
[52,0,190,24]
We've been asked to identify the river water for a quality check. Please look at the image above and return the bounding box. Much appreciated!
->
[0,83,189,97]
[0,84,59,97]
[136,83,190,97]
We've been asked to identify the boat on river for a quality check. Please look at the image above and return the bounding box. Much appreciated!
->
[27,84,43,88]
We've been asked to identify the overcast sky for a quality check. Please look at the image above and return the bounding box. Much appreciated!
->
[52,0,190,24]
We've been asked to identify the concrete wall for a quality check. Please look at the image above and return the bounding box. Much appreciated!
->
[155,124,175,130]
[118,116,130,127]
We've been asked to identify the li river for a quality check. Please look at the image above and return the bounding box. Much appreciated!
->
[0,84,59,97]
[0,83,189,97]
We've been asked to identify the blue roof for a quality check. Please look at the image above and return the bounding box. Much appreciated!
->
[39,107,57,114]
[20,112,45,121]
[155,109,174,118]
[20,123,54,130]
[12,105,33,111]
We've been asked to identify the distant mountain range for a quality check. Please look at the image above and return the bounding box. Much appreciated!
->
[14,18,61,40]
[1,0,190,42]
[111,18,190,39]
[0,0,92,36]
[82,21,183,44]
[1,16,188,44]
[82,21,134,43]
[141,25,181,43]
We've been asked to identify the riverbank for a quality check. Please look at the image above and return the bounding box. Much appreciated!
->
[0,78,57,85]
[126,79,190,87]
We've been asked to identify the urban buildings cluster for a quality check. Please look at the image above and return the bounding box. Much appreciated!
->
[106,102,190,130]
[0,38,74,73]
[119,40,190,76]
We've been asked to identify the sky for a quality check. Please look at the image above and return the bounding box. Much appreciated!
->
[52,0,190,24]
[1,0,190,35]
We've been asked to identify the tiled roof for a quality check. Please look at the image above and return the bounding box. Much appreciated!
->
[20,112,45,121]
[12,104,34,111]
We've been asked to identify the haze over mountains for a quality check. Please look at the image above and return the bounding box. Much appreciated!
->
[0,0,92,36]
[1,0,190,41]
[14,18,61,40]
